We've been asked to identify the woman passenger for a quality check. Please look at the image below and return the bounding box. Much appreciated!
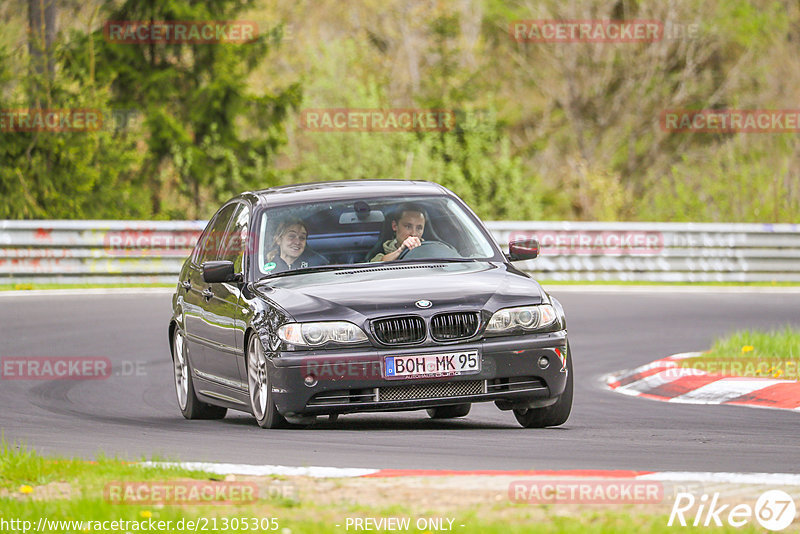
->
[265,218,328,273]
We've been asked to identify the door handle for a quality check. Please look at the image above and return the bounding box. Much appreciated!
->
[201,288,213,300]
[181,281,191,291]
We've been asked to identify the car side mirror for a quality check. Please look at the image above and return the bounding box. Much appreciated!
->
[507,238,539,261]
[202,261,242,284]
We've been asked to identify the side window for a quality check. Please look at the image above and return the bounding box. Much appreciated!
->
[196,204,237,265]
[220,204,250,273]
[191,218,217,264]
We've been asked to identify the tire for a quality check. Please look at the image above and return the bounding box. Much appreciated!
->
[172,328,227,420]
[246,333,291,429]
[513,343,573,428]
[427,403,471,419]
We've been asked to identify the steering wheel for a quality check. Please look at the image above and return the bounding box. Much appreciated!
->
[397,240,460,260]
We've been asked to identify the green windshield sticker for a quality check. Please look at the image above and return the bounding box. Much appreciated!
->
[263,262,277,271]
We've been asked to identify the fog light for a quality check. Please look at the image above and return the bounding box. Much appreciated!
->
[303,374,317,387]
[538,356,550,369]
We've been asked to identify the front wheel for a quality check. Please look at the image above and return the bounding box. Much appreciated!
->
[172,328,227,420]
[514,344,573,428]
[247,334,290,429]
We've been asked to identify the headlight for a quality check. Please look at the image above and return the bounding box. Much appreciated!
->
[485,305,557,334]
[277,322,368,347]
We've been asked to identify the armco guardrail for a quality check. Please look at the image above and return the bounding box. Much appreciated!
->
[1,220,798,284]
[490,221,800,282]
[0,220,205,285]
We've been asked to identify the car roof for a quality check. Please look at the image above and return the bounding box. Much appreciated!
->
[240,179,451,207]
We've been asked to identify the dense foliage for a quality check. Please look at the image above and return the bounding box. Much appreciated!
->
[0,0,798,221]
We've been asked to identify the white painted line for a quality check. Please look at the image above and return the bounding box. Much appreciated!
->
[616,368,704,395]
[0,288,175,297]
[141,461,378,478]
[140,462,800,485]
[606,351,800,413]
[608,386,644,398]
[669,378,780,405]
[665,352,705,361]
[605,359,678,385]
[638,472,800,486]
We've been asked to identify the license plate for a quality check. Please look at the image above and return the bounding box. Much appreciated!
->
[384,351,480,379]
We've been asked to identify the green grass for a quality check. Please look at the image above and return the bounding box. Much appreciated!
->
[0,499,760,534]
[681,326,800,379]
[0,442,216,492]
[0,441,771,533]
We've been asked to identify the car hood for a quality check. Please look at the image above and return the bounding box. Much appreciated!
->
[252,262,545,323]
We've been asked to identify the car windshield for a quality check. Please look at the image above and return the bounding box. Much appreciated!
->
[254,195,500,278]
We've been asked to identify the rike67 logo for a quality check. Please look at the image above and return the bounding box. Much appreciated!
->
[669,490,797,531]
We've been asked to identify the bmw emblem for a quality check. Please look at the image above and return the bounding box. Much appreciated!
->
[415,299,432,309]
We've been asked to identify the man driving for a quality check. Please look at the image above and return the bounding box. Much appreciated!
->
[370,203,426,262]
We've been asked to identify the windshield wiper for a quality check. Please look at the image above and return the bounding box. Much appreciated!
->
[257,258,482,282]
[392,257,479,264]
[257,264,355,281]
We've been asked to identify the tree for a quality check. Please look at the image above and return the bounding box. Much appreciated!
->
[77,0,301,218]
[27,0,57,105]
[0,41,149,219]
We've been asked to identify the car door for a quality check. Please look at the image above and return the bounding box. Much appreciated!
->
[183,203,237,380]
[201,202,251,392]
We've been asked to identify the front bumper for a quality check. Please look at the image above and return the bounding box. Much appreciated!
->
[268,330,569,417]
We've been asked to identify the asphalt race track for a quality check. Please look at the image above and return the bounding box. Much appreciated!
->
[1,288,798,473]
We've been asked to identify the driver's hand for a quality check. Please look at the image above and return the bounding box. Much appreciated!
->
[401,236,422,250]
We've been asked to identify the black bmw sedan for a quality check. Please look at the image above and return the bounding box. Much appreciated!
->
[169,180,571,428]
